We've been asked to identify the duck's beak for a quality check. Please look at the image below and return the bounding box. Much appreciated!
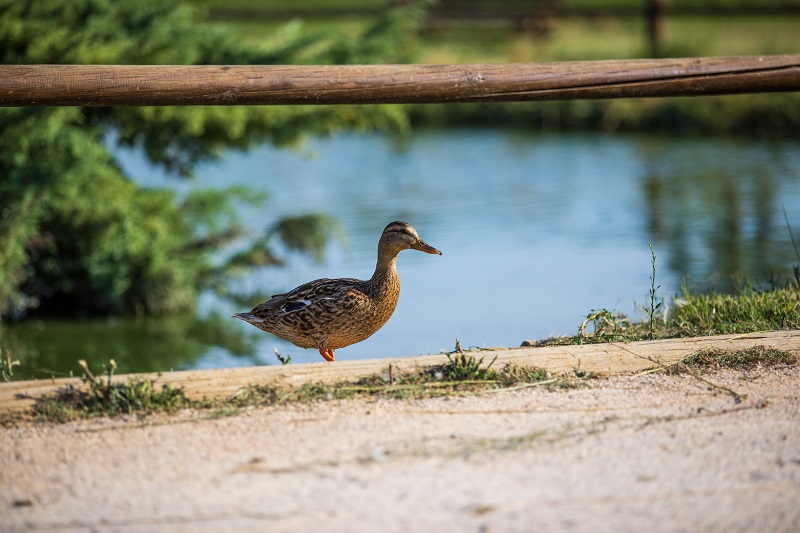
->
[414,239,442,255]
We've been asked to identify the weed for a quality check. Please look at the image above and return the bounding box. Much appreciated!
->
[224,355,559,407]
[647,242,663,339]
[274,348,291,365]
[443,338,464,355]
[32,388,90,423]
[441,352,498,381]
[577,309,635,343]
[659,345,797,404]
[441,338,496,355]
[229,381,354,406]
[1,349,20,382]
[0,413,23,428]
[33,359,190,422]
[572,367,597,380]
[496,363,550,387]
[669,346,796,374]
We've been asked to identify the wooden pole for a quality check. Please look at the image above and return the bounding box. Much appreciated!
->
[1,55,798,107]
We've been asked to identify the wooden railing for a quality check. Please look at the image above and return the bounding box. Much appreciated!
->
[1,55,798,107]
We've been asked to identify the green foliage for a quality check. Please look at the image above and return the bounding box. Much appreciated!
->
[324,0,431,65]
[33,358,190,421]
[0,0,426,320]
[271,214,340,263]
[0,106,201,316]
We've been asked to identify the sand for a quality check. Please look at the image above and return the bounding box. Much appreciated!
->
[2,366,799,532]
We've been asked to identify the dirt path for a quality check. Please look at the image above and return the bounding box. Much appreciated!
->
[2,365,798,532]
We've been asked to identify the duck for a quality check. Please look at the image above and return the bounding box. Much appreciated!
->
[233,221,441,362]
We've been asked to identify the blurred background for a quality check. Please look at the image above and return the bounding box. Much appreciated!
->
[1,0,798,377]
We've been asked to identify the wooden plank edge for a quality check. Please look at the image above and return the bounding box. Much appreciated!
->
[1,330,798,415]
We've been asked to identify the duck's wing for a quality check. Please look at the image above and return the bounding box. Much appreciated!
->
[251,278,365,316]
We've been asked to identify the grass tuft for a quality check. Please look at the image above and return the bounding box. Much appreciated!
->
[32,359,190,422]
[1,349,21,382]
[226,354,559,406]
[668,284,800,336]
[542,283,799,347]
[440,352,498,381]
[497,363,551,386]
[273,348,292,365]
[670,346,796,374]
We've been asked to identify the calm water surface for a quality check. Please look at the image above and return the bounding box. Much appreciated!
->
[5,131,800,377]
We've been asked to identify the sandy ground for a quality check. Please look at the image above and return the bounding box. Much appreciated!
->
[2,366,799,532]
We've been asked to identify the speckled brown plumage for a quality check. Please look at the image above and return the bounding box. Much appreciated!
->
[233,221,441,361]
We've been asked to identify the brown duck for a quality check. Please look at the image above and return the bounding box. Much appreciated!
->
[233,221,441,361]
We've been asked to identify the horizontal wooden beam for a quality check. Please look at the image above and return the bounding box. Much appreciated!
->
[1,330,798,415]
[1,55,798,107]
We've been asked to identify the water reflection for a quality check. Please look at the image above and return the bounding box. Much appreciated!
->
[1,311,261,380]
[3,131,799,374]
[639,139,799,291]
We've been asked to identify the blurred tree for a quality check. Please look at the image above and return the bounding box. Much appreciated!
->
[0,0,429,320]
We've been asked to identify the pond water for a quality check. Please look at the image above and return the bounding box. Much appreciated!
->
[4,130,800,378]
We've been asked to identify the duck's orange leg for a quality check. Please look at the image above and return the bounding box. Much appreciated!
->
[319,348,336,362]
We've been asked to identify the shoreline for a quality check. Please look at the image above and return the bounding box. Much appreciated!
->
[3,329,799,417]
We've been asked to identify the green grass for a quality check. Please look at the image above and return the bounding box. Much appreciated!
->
[32,380,188,422]
[194,0,388,10]
[204,14,800,63]
[24,353,558,423]
[672,345,796,373]
[231,354,556,406]
[668,284,800,336]
[32,360,190,423]
[195,1,800,135]
[543,282,800,347]
[194,0,800,17]
[33,379,189,422]
[198,1,800,63]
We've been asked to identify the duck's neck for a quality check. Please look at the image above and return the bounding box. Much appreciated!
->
[369,249,400,295]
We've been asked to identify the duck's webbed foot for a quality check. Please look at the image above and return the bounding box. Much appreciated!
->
[319,348,336,362]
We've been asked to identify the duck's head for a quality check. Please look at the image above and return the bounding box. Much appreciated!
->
[380,221,442,256]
